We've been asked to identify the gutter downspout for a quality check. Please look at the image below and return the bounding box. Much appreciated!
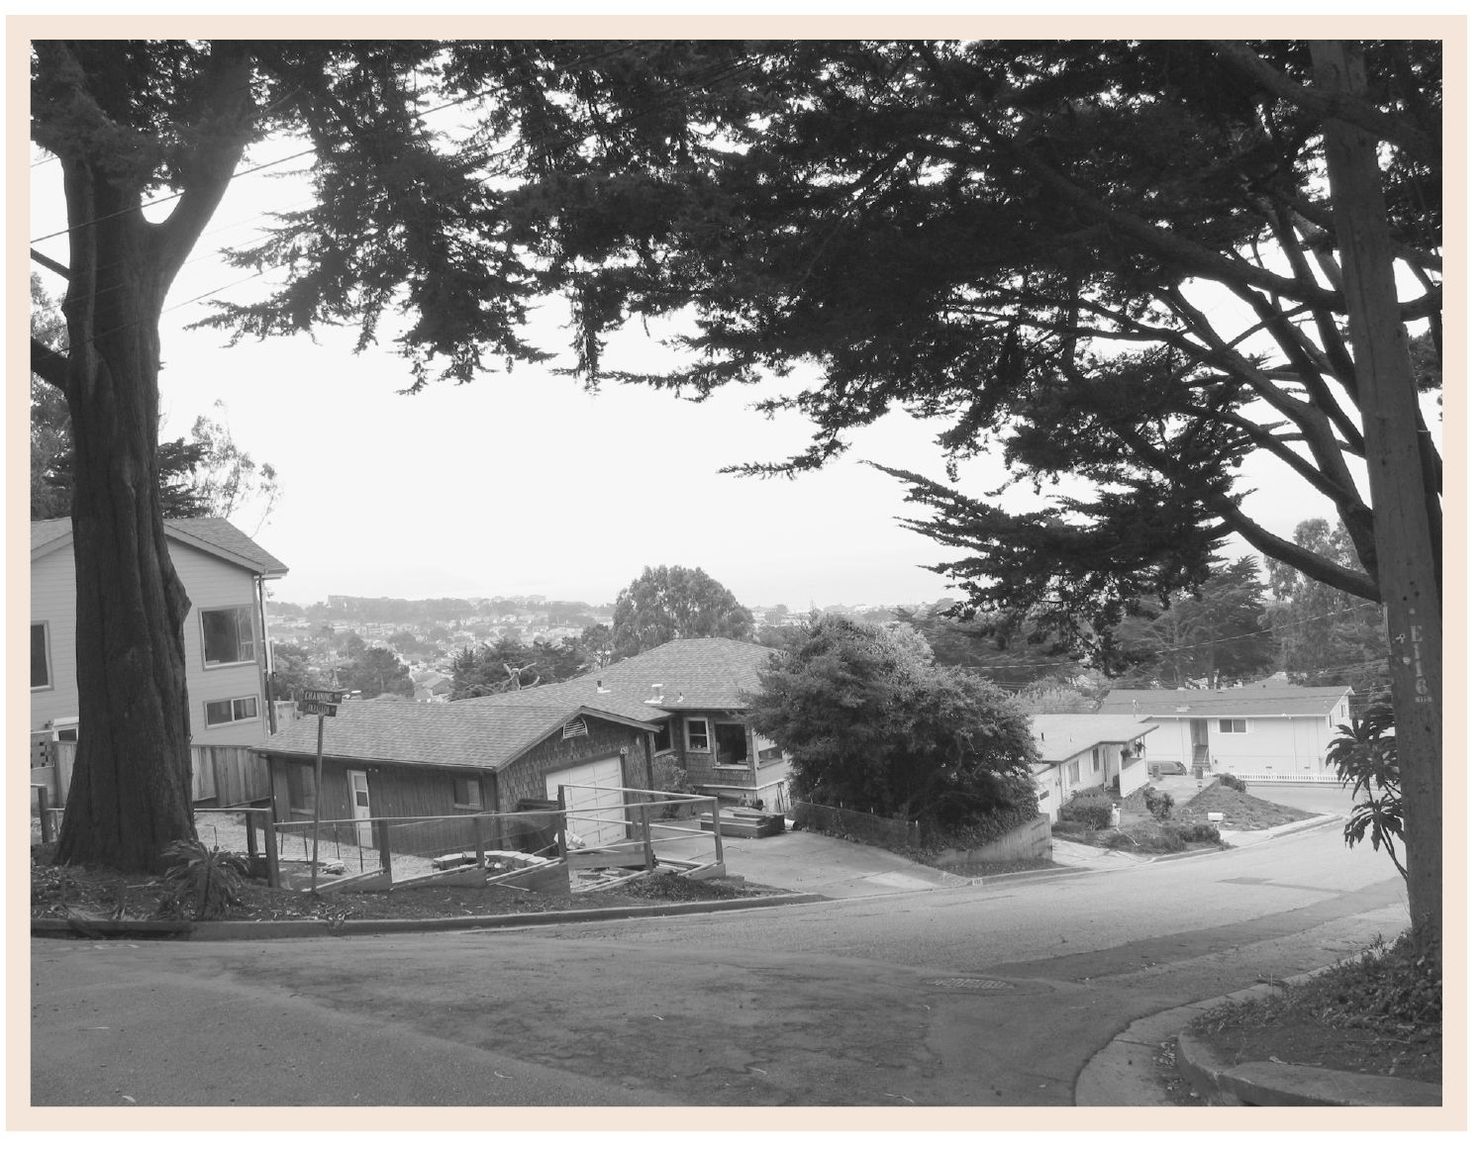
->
[256,574,277,734]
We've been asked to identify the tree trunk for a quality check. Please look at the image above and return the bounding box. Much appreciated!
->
[38,41,255,873]
[52,164,198,873]
[1310,41,1444,965]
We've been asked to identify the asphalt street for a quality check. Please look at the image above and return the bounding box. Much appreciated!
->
[27,802,1409,1115]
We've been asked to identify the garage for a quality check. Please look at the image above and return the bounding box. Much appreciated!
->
[546,756,627,846]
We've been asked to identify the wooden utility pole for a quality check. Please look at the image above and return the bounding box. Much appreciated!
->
[1309,40,1444,963]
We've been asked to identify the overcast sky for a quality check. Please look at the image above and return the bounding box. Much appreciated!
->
[28,116,1346,613]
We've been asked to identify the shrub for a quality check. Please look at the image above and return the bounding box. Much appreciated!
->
[1058,788,1114,829]
[1143,788,1175,821]
[1176,822,1223,844]
[1051,820,1095,843]
[157,839,249,921]
[1214,773,1247,792]
[1127,821,1186,853]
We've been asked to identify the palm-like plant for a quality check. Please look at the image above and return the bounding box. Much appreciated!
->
[158,839,250,921]
[1327,702,1406,878]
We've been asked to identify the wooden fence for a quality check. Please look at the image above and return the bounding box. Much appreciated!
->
[28,736,270,811]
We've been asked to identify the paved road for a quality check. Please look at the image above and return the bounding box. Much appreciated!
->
[29,808,1405,1110]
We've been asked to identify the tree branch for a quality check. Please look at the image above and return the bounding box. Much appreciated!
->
[31,337,70,392]
[1207,40,1441,171]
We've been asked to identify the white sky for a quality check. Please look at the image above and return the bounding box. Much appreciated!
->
[28,116,1347,613]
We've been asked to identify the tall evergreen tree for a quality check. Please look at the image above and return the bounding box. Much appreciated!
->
[1266,519,1390,706]
[1116,557,1275,688]
[609,565,756,658]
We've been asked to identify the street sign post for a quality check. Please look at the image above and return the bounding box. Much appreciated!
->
[296,689,344,894]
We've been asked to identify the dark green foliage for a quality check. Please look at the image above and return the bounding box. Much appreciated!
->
[338,644,415,699]
[746,613,1037,830]
[1057,789,1114,830]
[1213,773,1247,792]
[1194,931,1440,1045]
[1175,822,1223,844]
[895,601,1088,690]
[157,839,249,921]
[1266,519,1391,708]
[1143,789,1175,821]
[1126,822,1186,853]
[449,637,588,697]
[1116,557,1275,688]
[609,566,755,658]
[1328,702,1406,879]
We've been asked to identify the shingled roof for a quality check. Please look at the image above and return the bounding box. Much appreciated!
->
[256,695,659,771]
[1100,684,1352,719]
[574,637,778,711]
[1029,714,1158,766]
[30,517,288,577]
[257,638,776,773]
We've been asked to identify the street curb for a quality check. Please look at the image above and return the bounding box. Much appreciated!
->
[1075,952,1441,1108]
[29,891,829,942]
[1175,1031,1442,1107]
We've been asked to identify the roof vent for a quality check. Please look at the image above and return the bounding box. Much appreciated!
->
[645,683,664,705]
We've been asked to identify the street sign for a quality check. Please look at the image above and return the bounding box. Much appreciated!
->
[297,700,338,717]
[299,688,344,704]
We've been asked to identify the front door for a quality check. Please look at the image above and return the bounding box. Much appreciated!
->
[346,769,373,849]
[1189,720,1210,777]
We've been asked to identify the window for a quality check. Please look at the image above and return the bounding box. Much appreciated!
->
[30,623,51,690]
[454,777,482,809]
[1068,758,1081,785]
[1218,718,1248,734]
[653,720,673,753]
[204,695,259,727]
[686,718,710,752]
[715,722,749,766]
[287,764,315,812]
[757,744,784,763]
[202,606,256,666]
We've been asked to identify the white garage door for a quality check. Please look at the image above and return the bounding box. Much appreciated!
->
[545,757,626,846]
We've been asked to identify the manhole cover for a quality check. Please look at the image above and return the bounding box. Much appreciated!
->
[925,977,1012,991]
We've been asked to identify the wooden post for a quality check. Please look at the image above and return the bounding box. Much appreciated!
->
[555,786,569,866]
[377,819,392,878]
[36,785,52,844]
[638,802,655,871]
[711,796,724,866]
[260,808,282,889]
[474,816,489,868]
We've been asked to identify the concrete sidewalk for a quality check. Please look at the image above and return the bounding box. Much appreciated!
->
[718,826,974,897]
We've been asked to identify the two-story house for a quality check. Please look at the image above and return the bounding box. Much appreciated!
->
[31,517,289,748]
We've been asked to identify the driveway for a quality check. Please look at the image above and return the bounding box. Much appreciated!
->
[712,826,971,898]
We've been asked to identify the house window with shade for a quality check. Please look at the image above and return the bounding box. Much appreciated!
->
[201,605,256,666]
[686,718,710,752]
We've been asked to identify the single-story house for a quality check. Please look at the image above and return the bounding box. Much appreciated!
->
[253,688,663,856]
[31,516,288,748]
[1098,684,1354,781]
[1029,714,1159,817]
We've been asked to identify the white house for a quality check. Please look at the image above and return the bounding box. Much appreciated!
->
[1029,713,1159,817]
[1099,684,1353,782]
[31,517,289,748]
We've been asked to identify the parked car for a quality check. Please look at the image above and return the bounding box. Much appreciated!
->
[1147,759,1188,777]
